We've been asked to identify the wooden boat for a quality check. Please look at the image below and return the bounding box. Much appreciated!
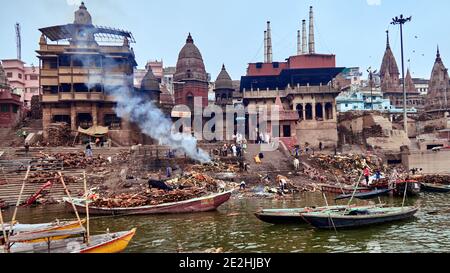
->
[64,191,233,216]
[3,228,136,253]
[319,184,371,195]
[369,180,421,197]
[301,206,419,230]
[255,205,381,225]
[1,219,86,244]
[335,188,392,201]
[421,183,450,193]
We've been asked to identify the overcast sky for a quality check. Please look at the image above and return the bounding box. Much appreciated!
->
[0,0,448,80]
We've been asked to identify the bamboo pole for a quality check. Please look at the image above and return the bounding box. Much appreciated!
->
[58,172,83,229]
[0,207,7,251]
[343,171,364,215]
[83,171,90,245]
[9,166,30,231]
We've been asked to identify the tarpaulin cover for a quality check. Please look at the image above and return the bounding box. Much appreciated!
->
[77,126,109,137]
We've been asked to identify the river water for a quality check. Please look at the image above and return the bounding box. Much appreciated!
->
[2,192,450,253]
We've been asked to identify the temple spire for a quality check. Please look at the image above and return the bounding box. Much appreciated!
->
[437,45,441,60]
[186,33,194,44]
[386,30,390,49]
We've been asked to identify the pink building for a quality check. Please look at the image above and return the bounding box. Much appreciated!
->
[1,59,40,109]
[134,60,163,88]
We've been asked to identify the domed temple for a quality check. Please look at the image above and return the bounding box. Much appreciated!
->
[214,64,234,106]
[174,33,209,109]
[426,47,450,115]
[140,67,161,105]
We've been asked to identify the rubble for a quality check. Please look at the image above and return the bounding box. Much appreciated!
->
[30,95,43,120]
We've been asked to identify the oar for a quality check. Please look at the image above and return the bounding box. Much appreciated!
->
[343,171,364,215]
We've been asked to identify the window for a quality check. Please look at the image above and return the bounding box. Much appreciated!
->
[273,62,279,68]
[6,72,12,78]
[12,105,19,113]
[30,75,38,81]
[1,104,9,113]
[256,63,263,69]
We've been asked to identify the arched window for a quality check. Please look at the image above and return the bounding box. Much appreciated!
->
[315,103,323,120]
[305,104,313,120]
[296,104,304,120]
[325,102,333,120]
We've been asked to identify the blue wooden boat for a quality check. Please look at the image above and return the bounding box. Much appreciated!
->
[421,183,450,193]
[255,205,379,225]
[301,206,419,230]
[334,188,393,201]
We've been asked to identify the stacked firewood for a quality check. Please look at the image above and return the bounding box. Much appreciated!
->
[39,152,110,169]
[90,187,207,208]
[420,175,450,185]
[166,172,221,192]
[30,95,42,119]
[27,171,78,184]
[43,123,73,147]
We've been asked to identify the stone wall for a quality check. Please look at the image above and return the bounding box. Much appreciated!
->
[403,149,450,174]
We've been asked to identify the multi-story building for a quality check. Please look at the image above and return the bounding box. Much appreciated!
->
[1,59,40,108]
[0,61,22,128]
[37,2,138,145]
[239,7,342,147]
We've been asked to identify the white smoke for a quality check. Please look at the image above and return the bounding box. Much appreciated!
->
[72,55,211,163]
[112,88,211,163]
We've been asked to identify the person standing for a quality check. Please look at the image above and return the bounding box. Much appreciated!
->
[319,142,323,151]
[293,157,300,171]
[85,143,93,158]
[24,142,30,157]
[231,144,237,157]
[363,166,371,185]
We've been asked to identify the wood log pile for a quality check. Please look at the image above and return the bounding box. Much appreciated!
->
[39,152,110,169]
[420,175,450,185]
[90,187,207,208]
[43,123,73,147]
[27,171,78,184]
[166,171,221,192]
[30,95,42,120]
[186,162,238,173]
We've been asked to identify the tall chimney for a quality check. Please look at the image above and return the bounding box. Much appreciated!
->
[264,30,268,63]
[267,21,273,63]
[309,6,315,54]
[302,19,307,54]
[297,30,301,55]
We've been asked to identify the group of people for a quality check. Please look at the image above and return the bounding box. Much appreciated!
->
[221,133,248,158]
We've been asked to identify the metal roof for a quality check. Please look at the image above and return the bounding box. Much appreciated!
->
[240,67,345,91]
[39,24,135,43]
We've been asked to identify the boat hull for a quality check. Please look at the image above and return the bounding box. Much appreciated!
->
[79,228,136,253]
[65,191,233,216]
[421,183,450,193]
[302,207,418,230]
[320,184,371,194]
[255,205,381,225]
[335,189,392,201]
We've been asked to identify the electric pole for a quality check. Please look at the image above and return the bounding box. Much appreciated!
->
[391,15,412,135]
